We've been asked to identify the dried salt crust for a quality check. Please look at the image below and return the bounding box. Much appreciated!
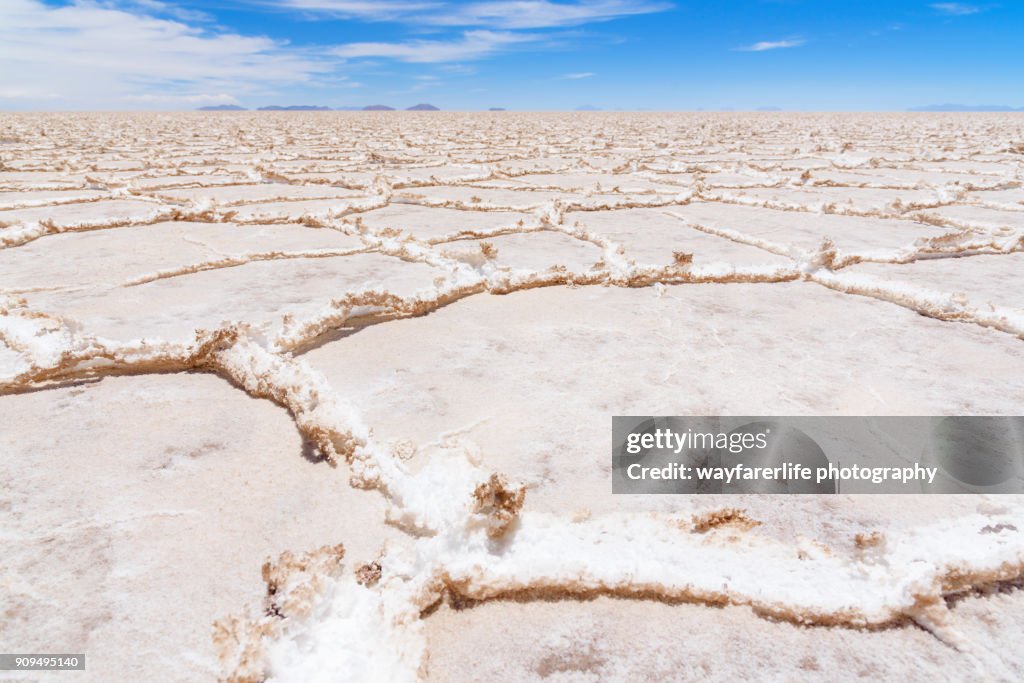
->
[1,112,1023,682]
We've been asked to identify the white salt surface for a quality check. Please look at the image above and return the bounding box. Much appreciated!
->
[1,112,1022,682]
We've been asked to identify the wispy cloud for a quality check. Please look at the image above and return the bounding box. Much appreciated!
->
[439,63,478,76]
[275,0,439,21]
[126,0,216,24]
[315,1,625,65]
[410,75,442,91]
[736,39,805,52]
[0,0,333,108]
[930,3,982,15]
[0,0,671,106]
[559,72,595,79]
[122,93,241,105]
[279,0,671,29]
[424,1,671,29]
[332,30,537,63]
[0,86,61,101]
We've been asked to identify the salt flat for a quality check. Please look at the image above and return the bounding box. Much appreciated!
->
[1,112,1023,682]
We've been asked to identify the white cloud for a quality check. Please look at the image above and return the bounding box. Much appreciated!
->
[736,40,805,52]
[0,87,61,100]
[275,0,440,21]
[930,3,982,15]
[0,0,333,108]
[279,0,671,29]
[125,0,216,24]
[424,1,671,29]
[559,72,595,79]
[439,63,479,75]
[332,30,536,63]
[0,0,670,107]
[121,93,241,105]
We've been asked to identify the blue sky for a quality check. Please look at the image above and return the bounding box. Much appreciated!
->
[0,1,1021,110]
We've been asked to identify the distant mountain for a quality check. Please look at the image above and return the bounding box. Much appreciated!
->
[335,106,362,111]
[908,104,1024,112]
[575,105,602,111]
[363,104,396,111]
[406,103,440,111]
[197,104,246,111]
[257,105,331,111]
[488,107,506,111]
[755,106,782,112]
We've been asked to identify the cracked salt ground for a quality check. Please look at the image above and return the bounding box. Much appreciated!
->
[1,112,1023,682]
[150,184,366,206]
[724,186,950,214]
[923,205,1024,231]
[475,172,677,194]
[16,253,439,343]
[129,175,253,191]
[0,374,400,682]
[423,589,1024,681]
[0,188,111,209]
[846,254,1024,313]
[301,283,1024,518]
[0,199,168,247]
[354,205,537,242]
[0,222,364,292]
[437,232,603,273]
[663,202,952,256]
[566,207,796,267]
